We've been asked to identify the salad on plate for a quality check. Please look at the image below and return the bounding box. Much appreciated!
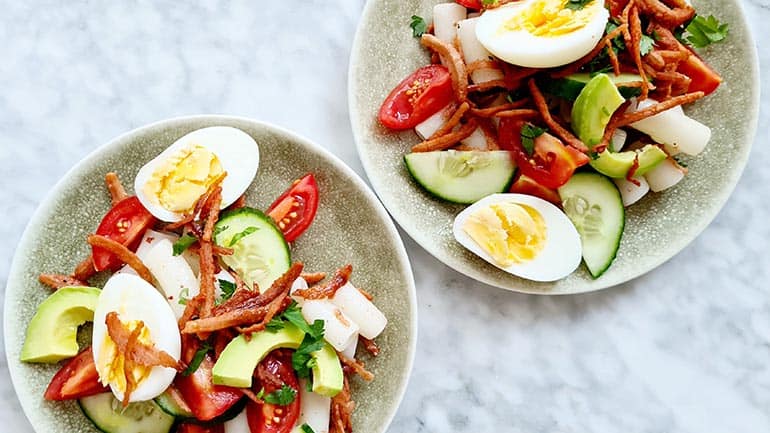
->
[379,0,727,281]
[20,126,388,433]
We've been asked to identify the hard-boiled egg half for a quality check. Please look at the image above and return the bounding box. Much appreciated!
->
[453,194,582,282]
[92,273,181,402]
[135,126,260,222]
[475,0,609,68]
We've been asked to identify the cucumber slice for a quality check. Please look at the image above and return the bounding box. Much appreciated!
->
[404,150,516,204]
[154,387,194,420]
[79,393,174,433]
[558,172,625,278]
[542,73,644,101]
[214,207,291,292]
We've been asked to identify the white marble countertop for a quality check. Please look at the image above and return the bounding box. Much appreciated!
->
[1,1,768,432]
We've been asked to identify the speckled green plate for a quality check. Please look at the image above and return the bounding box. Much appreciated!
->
[349,0,759,294]
[4,116,417,433]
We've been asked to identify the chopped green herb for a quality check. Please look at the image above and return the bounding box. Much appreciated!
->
[291,320,326,380]
[227,226,258,247]
[639,34,655,56]
[265,316,286,332]
[684,14,729,48]
[262,384,297,406]
[520,124,546,156]
[172,234,198,256]
[178,287,190,305]
[256,387,265,400]
[565,0,592,11]
[409,15,428,38]
[182,343,211,376]
[300,425,316,433]
[482,0,498,6]
[213,225,229,238]
[215,279,236,305]
[673,156,688,167]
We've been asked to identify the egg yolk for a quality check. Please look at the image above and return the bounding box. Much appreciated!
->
[505,0,598,37]
[463,202,547,267]
[97,319,153,394]
[143,144,224,213]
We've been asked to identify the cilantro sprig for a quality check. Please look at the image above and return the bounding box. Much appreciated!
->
[182,342,212,376]
[520,124,546,156]
[262,384,297,406]
[172,234,198,256]
[300,425,316,433]
[216,279,237,305]
[227,226,258,247]
[565,0,592,11]
[409,15,427,38]
[266,301,324,340]
[683,14,729,48]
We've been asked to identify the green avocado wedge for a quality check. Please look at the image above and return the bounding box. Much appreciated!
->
[590,145,667,179]
[20,286,101,363]
[212,323,343,397]
[571,73,627,149]
[543,73,645,101]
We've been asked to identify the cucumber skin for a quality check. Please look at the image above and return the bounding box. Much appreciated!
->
[559,172,625,279]
[403,154,517,205]
[78,393,175,433]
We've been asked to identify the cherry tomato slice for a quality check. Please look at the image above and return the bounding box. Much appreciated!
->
[177,424,225,433]
[378,65,455,130]
[44,347,108,401]
[676,44,722,96]
[91,196,156,272]
[267,174,319,243]
[509,173,563,205]
[175,350,243,422]
[456,0,483,9]
[498,118,589,189]
[247,351,301,433]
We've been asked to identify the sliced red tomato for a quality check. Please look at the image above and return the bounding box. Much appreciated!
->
[267,174,319,243]
[175,351,243,422]
[177,424,224,433]
[510,173,563,205]
[378,65,455,130]
[676,44,722,96]
[44,347,108,401]
[456,0,482,8]
[91,196,155,271]
[247,351,301,433]
[498,118,589,189]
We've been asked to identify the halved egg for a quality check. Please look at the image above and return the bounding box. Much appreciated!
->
[92,273,181,402]
[475,0,609,68]
[453,193,582,282]
[135,126,259,222]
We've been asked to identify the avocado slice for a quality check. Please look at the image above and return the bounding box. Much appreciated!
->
[212,323,343,397]
[541,73,645,101]
[590,145,668,179]
[20,286,101,363]
[571,73,627,149]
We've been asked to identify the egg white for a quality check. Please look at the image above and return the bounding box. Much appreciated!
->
[475,0,609,68]
[92,273,181,402]
[453,193,582,282]
[135,126,260,222]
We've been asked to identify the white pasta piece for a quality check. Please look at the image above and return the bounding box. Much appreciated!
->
[457,18,504,84]
[433,3,467,43]
[415,103,453,140]
[117,229,178,276]
[341,337,358,360]
[644,158,686,192]
[610,128,628,152]
[293,379,331,433]
[331,283,387,340]
[613,176,650,207]
[301,300,359,352]
[142,238,200,318]
[224,410,250,433]
[629,99,711,155]
[290,276,309,305]
[460,127,488,150]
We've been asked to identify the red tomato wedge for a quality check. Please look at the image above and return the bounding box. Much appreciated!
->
[378,65,455,130]
[509,173,563,205]
[177,424,224,433]
[247,351,301,433]
[91,196,155,272]
[175,352,243,422]
[456,0,482,9]
[676,44,722,96]
[498,119,589,189]
[267,174,319,243]
[44,347,108,401]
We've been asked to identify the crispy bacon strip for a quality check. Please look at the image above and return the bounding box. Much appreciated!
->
[477,117,501,150]
[607,39,621,76]
[39,273,87,290]
[421,34,468,102]
[467,79,510,93]
[493,109,540,119]
[469,99,531,117]
[429,102,470,140]
[87,235,153,283]
[637,0,695,28]
[164,172,227,231]
[528,79,588,153]
[197,186,223,319]
[597,100,633,153]
[104,172,128,206]
[73,256,96,281]
[411,120,478,152]
[628,6,650,100]
[356,287,374,301]
[615,91,705,128]
[300,272,327,285]
[337,351,374,382]
[294,264,352,300]
[360,336,380,357]
[235,293,291,335]
[466,59,501,74]
[330,376,354,433]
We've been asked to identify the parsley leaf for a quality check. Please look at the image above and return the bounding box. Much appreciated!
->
[178,287,190,305]
[409,15,427,38]
[300,425,316,433]
[265,316,286,332]
[213,224,229,238]
[520,124,546,156]
[565,0,592,11]
[227,226,258,247]
[172,234,198,256]
[216,279,236,305]
[262,384,298,406]
[639,34,655,56]
[291,321,326,380]
[182,343,211,376]
[684,14,729,48]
